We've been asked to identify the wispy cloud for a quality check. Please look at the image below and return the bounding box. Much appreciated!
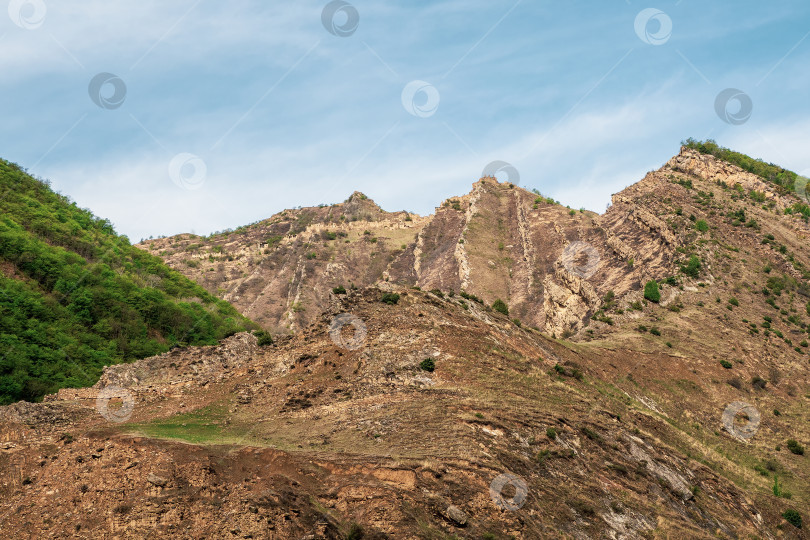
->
[2,0,809,241]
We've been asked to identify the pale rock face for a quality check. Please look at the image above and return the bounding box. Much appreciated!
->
[543,263,601,336]
[668,147,787,208]
[137,147,805,342]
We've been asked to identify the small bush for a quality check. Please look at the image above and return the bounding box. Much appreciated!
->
[492,298,509,316]
[729,297,739,306]
[546,427,557,440]
[253,330,274,347]
[345,523,365,540]
[381,292,400,305]
[782,509,802,529]
[650,327,661,336]
[552,363,583,380]
[786,439,805,455]
[460,291,484,304]
[751,376,767,389]
[680,255,701,278]
[720,360,732,369]
[581,427,601,441]
[695,219,709,232]
[643,281,660,303]
[535,449,551,464]
[332,285,347,295]
[429,289,444,298]
[419,358,435,372]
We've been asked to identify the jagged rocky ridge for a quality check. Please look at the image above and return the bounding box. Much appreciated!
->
[141,147,809,340]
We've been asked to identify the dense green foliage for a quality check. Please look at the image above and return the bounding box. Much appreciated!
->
[683,139,801,193]
[419,357,435,372]
[680,255,701,278]
[252,330,274,347]
[643,281,660,303]
[786,439,805,455]
[782,508,802,528]
[492,298,509,316]
[0,159,255,404]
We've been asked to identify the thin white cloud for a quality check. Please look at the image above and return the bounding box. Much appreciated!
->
[4,0,810,242]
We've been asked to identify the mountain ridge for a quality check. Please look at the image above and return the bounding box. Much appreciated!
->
[138,143,810,338]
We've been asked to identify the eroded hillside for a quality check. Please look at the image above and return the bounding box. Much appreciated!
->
[1,286,806,538]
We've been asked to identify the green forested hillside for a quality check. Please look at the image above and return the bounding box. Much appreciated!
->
[0,159,256,404]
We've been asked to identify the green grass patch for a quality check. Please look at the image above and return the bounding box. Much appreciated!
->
[126,404,252,446]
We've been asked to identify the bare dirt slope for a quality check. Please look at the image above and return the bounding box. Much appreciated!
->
[1,286,806,538]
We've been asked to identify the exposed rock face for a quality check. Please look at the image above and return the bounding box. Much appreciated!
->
[95,332,259,389]
[668,148,787,207]
[136,183,636,337]
[543,263,601,336]
[137,147,810,342]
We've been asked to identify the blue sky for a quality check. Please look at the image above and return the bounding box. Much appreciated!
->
[1,1,809,241]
